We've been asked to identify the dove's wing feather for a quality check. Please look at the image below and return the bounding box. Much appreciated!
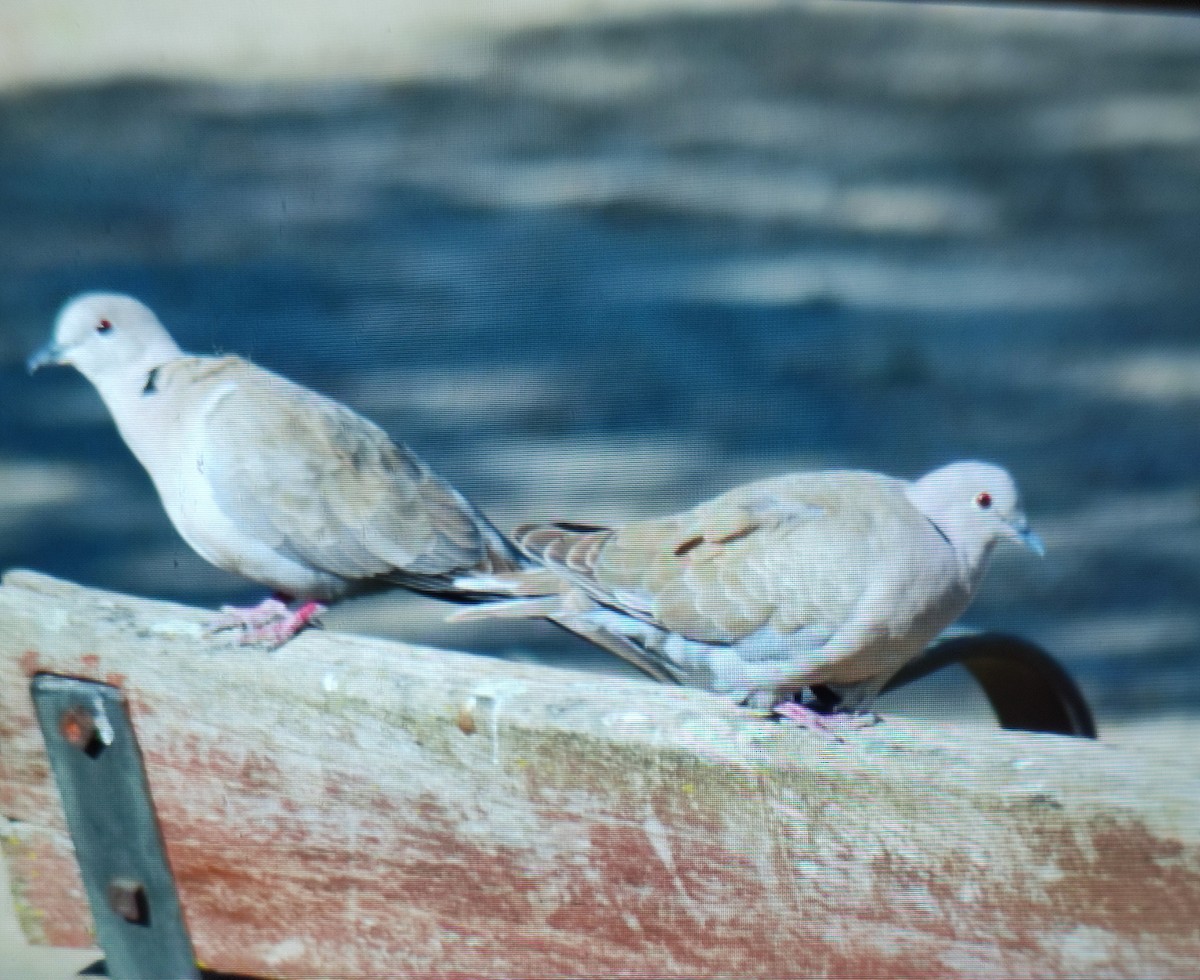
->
[175,357,491,586]
[594,472,921,641]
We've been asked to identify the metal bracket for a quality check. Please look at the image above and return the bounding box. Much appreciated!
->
[31,673,200,980]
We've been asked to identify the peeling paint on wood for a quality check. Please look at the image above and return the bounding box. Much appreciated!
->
[1,569,1198,978]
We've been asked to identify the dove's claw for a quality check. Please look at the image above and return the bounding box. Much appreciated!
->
[773,700,881,740]
[206,598,326,648]
[773,700,840,739]
[207,597,290,634]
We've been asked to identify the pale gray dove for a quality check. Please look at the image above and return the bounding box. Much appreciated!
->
[28,292,530,645]
[454,462,1044,729]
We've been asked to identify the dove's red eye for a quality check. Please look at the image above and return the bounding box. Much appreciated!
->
[96,319,113,334]
[975,491,993,510]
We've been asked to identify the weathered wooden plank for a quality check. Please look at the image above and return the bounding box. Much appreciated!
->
[1,569,1198,978]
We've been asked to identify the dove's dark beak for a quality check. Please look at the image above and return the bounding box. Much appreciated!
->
[27,340,65,374]
[1007,515,1045,557]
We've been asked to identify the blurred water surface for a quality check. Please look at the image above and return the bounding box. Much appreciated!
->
[2,2,1199,739]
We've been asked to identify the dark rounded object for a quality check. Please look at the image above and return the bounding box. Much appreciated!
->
[883,632,1097,739]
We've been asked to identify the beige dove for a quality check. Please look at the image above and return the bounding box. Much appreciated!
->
[28,292,529,644]
[455,462,1043,726]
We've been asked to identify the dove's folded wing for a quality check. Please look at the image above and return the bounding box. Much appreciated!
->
[186,357,490,588]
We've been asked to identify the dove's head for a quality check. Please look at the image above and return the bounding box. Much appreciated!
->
[28,293,183,386]
[907,461,1044,574]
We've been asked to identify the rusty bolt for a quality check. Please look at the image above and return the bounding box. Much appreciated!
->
[456,697,478,735]
[58,702,113,757]
[107,878,149,925]
[58,705,98,751]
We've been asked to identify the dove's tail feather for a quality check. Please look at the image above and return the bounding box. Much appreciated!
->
[479,519,538,574]
[445,532,687,686]
[444,519,611,608]
[447,595,564,622]
[368,530,539,605]
[396,508,549,604]
[549,614,683,684]
[449,591,681,685]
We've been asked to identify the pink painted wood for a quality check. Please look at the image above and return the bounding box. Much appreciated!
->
[2,570,1199,978]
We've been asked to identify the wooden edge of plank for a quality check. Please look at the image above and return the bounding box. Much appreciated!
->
[2,569,1199,978]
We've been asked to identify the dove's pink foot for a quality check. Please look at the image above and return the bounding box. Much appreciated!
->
[773,701,881,740]
[207,597,326,648]
[208,597,289,632]
[243,600,326,647]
